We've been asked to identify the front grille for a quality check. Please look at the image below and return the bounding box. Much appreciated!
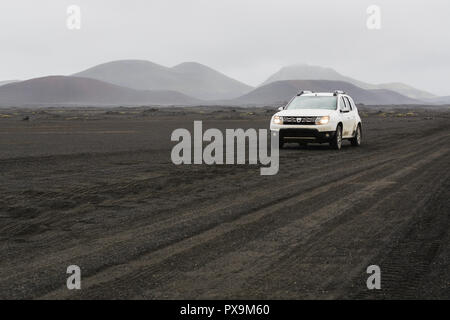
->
[280,128,319,138]
[283,116,317,125]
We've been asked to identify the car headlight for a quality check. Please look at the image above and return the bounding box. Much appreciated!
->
[315,116,330,125]
[273,115,283,125]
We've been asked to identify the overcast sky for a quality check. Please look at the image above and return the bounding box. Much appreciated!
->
[1,0,449,95]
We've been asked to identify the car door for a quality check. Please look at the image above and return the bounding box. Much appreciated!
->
[344,96,358,136]
[339,96,352,137]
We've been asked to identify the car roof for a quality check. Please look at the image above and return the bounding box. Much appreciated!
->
[300,92,337,97]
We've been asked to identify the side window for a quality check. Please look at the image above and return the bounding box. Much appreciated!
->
[344,97,353,111]
[340,97,348,111]
[347,97,357,110]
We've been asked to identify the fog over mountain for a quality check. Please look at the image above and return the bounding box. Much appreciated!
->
[262,65,436,100]
[0,80,19,87]
[2,0,449,95]
[0,73,433,107]
[262,65,372,88]
[0,76,200,106]
[233,80,422,105]
[425,96,450,105]
[73,60,253,100]
[376,83,436,100]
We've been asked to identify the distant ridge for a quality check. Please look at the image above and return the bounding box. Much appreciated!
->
[376,82,436,100]
[425,96,450,105]
[2,61,447,106]
[0,80,19,87]
[73,60,253,100]
[262,64,436,100]
[0,76,200,106]
[232,80,423,105]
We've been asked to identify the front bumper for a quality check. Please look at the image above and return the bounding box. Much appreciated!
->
[270,123,336,132]
[275,128,336,143]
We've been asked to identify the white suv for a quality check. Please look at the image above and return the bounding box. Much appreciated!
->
[270,91,362,150]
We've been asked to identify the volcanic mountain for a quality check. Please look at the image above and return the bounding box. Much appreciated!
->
[233,80,422,105]
[0,76,200,106]
[262,64,435,100]
[73,60,253,100]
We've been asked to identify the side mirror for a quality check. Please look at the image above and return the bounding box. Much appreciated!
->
[277,106,284,111]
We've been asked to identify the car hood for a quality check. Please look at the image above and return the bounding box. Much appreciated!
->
[275,109,335,117]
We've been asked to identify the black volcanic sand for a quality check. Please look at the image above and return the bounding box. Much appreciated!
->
[0,105,449,299]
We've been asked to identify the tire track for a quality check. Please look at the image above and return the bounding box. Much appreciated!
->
[134,146,450,299]
[0,118,448,299]
[38,131,448,299]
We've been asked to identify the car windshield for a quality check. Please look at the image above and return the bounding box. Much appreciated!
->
[285,96,337,110]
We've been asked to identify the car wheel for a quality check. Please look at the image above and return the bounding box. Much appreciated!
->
[330,125,342,150]
[351,125,362,146]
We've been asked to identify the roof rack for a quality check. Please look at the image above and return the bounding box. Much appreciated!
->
[297,90,313,96]
[333,90,345,96]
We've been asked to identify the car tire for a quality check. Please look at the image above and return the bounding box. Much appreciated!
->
[330,125,342,150]
[350,124,362,146]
